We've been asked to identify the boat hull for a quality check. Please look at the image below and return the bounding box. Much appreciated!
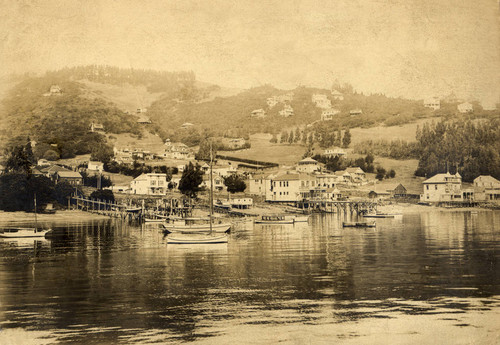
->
[0,228,49,238]
[167,235,228,244]
[254,220,294,224]
[342,222,376,228]
[162,223,231,233]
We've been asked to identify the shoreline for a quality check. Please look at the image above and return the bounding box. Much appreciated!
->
[0,210,110,224]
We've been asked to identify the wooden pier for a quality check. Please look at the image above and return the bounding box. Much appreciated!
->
[297,200,377,215]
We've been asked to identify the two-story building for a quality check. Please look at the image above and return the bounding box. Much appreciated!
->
[321,108,340,121]
[87,161,104,173]
[54,171,83,185]
[131,173,168,195]
[312,94,331,109]
[331,89,344,101]
[474,175,500,202]
[266,173,316,202]
[420,172,462,202]
[296,157,320,173]
[457,102,473,113]
[424,97,441,110]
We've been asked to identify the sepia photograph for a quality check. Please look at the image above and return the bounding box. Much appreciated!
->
[0,1,499,344]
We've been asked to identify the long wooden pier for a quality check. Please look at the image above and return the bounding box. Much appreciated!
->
[297,200,377,215]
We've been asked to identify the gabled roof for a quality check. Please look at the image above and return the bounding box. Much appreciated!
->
[46,165,71,174]
[423,172,461,184]
[56,171,82,178]
[299,157,318,164]
[346,167,364,173]
[474,175,500,185]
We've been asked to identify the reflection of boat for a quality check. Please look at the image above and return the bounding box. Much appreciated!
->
[0,227,48,238]
[292,215,309,222]
[342,221,376,228]
[166,141,228,244]
[126,207,142,212]
[255,215,294,224]
[166,234,228,244]
[363,213,395,218]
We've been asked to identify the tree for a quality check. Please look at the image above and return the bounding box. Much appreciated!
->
[224,174,247,193]
[270,134,278,143]
[3,138,35,176]
[178,162,204,198]
[376,167,386,181]
[43,149,60,161]
[294,128,301,143]
[90,144,114,164]
[90,189,115,203]
[288,130,294,144]
[280,130,288,143]
[342,128,351,148]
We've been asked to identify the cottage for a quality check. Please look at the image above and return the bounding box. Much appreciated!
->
[321,108,340,121]
[323,147,346,158]
[266,97,278,108]
[180,122,194,129]
[420,172,462,203]
[54,171,83,186]
[312,94,331,109]
[131,173,168,195]
[43,85,62,97]
[345,167,366,183]
[87,161,104,173]
[349,109,363,116]
[334,170,352,184]
[457,102,473,113]
[296,157,320,173]
[201,175,225,191]
[137,116,152,124]
[331,89,344,101]
[424,97,440,110]
[391,184,408,198]
[279,104,294,117]
[90,122,105,133]
[251,109,266,118]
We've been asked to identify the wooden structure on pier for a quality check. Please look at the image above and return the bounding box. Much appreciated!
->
[297,200,377,215]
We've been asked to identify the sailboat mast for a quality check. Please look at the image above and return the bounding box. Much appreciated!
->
[209,140,214,234]
[34,193,38,233]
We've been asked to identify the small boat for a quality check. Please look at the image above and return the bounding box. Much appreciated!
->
[0,227,49,238]
[167,234,228,244]
[255,215,294,224]
[292,215,309,222]
[161,222,231,233]
[342,221,376,228]
[145,218,167,223]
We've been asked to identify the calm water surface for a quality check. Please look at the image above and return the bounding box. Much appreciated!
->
[0,210,498,344]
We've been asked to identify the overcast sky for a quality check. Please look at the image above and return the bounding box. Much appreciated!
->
[1,0,498,106]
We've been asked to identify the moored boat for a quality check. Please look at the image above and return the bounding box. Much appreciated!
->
[0,227,50,238]
[166,234,228,244]
[161,222,231,233]
[255,215,294,224]
[342,221,376,228]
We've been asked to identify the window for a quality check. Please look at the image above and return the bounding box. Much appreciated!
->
[151,180,156,186]
[435,185,437,190]
[426,185,429,190]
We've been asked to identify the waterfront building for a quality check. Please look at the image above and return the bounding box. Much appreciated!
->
[131,173,167,195]
[54,171,83,185]
[474,175,500,202]
[420,172,462,202]
[266,172,316,202]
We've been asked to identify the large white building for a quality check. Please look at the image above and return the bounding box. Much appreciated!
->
[321,108,340,121]
[420,172,462,202]
[266,173,316,202]
[296,157,320,173]
[131,173,168,195]
[457,102,473,113]
[312,94,332,109]
[424,97,441,110]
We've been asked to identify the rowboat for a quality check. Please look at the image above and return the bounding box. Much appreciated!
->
[161,222,231,233]
[363,213,401,218]
[255,215,294,224]
[292,215,310,222]
[167,234,228,244]
[342,221,376,228]
[0,227,50,238]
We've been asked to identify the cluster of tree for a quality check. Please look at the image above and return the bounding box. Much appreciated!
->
[353,139,420,160]
[2,137,35,175]
[223,174,247,193]
[80,171,113,188]
[415,119,500,182]
[45,65,196,94]
[313,154,376,173]
[375,167,396,181]
[89,189,115,203]
[2,77,141,160]
[178,162,204,198]
[105,161,176,179]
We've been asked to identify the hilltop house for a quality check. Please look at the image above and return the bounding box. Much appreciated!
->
[296,157,320,173]
[457,102,473,113]
[43,85,62,96]
[331,89,344,101]
[420,172,462,203]
[181,122,194,129]
[279,104,294,117]
[474,175,500,202]
[267,97,278,108]
[321,108,340,121]
[131,173,167,195]
[137,116,152,124]
[312,94,331,109]
[349,109,363,116]
[424,97,441,110]
[251,109,266,118]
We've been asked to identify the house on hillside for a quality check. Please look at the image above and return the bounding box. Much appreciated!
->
[323,147,346,158]
[321,108,340,121]
[474,175,500,202]
[279,104,294,117]
[43,85,62,96]
[296,157,320,173]
[137,116,152,124]
[267,97,278,108]
[54,171,83,186]
[228,138,246,149]
[424,97,441,110]
[349,109,363,116]
[130,173,167,195]
[345,167,366,183]
[312,94,331,109]
[457,102,473,113]
[251,109,266,118]
[180,122,194,129]
[331,89,344,101]
[201,175,225,192]
[420,172,462,203]
[87,161,104,173]
[90,122,105,133]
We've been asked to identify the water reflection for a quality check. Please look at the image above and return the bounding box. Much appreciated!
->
[0,210,498,344]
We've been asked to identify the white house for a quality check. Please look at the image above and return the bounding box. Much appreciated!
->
[457,102,473,113]
[312,94,331,109]
[137,116,152,124]
[247,173,274,195]
[323,147,346,158]
[349,109,363,116]
[131,173,168,195]
[474,175,500,202]
[296,157,320,173]
[321,108,340,121]
[266,173,316,202]
[345,167,366,183]
[251,109,266,118]
[267,97,278,108]
[315,173,341,188]
[331,89,344,101]
[420,172,462,203]
[279,104,294,117]
[87,161,104,173]
[180,122,194,129]
[44,85,62,96]
[90,122,105,133]
[424,97,441,110]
